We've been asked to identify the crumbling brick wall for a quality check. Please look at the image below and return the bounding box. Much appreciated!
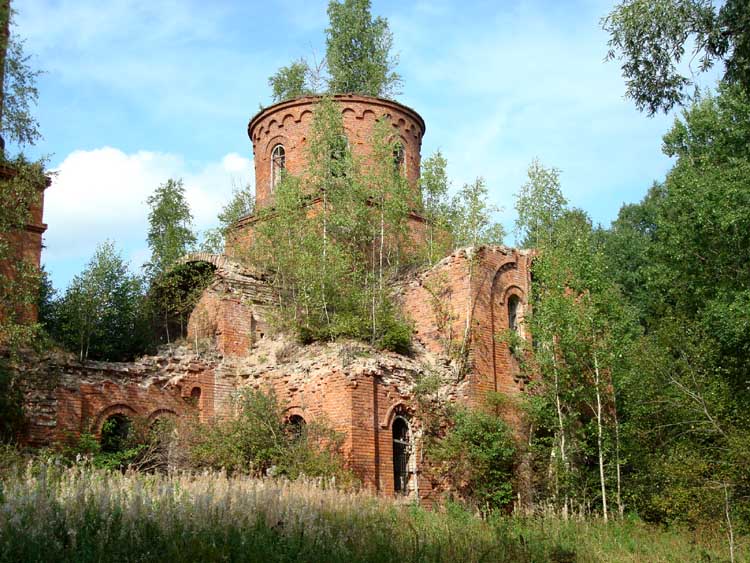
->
[19,350,216,447]
[401,246,533,410]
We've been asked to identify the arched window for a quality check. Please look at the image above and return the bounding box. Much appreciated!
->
[286,414,306,440]
[392,416,411,494]
[271,144,285,192]
[330,134,349,177]
[392,142,405,174]
[101,414,132,453]
[508,294,520,333]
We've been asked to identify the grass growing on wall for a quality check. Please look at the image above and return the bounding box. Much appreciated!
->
[0,462,742,563]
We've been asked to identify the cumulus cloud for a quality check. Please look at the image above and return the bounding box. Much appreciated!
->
[43,147,252,290]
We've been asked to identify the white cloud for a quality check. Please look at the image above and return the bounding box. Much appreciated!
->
[43,147,252,289]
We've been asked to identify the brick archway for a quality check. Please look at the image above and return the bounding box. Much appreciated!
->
[380,401,411,429]
[92,404,138,435]
[147,408,178,426]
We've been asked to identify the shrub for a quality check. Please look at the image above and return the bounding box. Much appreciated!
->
[430,406,516,511]
[190,387,356,485]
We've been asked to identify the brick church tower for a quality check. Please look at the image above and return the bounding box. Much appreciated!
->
[227,94,428,256]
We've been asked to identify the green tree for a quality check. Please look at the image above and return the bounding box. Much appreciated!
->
[419,150,453,265]
[144,178,199,343]
[598,84,750,540]
[325,0,401,98]
[450,178,505,248]
[145,178,196,278]
[514,159,567,248]
[1,0,41,154]
[191,386,354,482]
[602,0,750,115]
[516,174,641,520]
[53,241,146,361]
[268,60,311,103]
[430,406,516,510]
[251,97,412,351]
[0,359,23,442]
[0,3,45,349]
[201,182,255,253]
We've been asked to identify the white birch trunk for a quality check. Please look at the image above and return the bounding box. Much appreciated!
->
[592,341,608,522]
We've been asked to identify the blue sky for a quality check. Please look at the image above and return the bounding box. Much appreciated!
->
[15,0,715,291]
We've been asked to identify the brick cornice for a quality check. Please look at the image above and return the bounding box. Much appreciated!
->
[248,94,426,141]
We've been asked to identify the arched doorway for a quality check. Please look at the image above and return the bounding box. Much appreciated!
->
[100,413,132,453]
[285,414,306,441]
[392,416,412,494]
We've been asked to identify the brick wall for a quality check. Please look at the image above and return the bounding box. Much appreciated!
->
[401,246,533,412]
[188,288,256,357]
[19,351,216,447]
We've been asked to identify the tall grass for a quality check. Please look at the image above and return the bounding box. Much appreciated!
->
[0,462,741,562]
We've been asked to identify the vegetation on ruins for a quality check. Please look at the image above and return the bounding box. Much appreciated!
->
[0,1,41,151]
[144,179,196,279]
[191,387,355,483]
[201,180,255,253]
[325,0,401,98]
[142,178,213,345]
[0,1,49,442]
[247,97,414,351]
[268,59,312,103]
[268,0,401,102]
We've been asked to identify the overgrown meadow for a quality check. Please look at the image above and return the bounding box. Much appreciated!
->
[0,460,741,563]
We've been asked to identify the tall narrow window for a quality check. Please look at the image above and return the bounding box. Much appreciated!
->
[271,144,285,192]
[330,134,349,177]
[393,142,405,174]
[508,294,520,333]
[392,416,411,494]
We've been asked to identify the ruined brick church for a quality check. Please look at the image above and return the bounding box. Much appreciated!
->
[15,94,531,503]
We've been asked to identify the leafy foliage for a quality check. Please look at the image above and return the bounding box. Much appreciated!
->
[0,156,46,348]
[325,0,401,98]
[143,177,203,343]
[602,0,750,114]
[191,386,354,483]
[449,178,505,249]
[145,178,196,279]
[49,241,147,361]
[268,60,311,103]
[249,97,414,350]
[1,5,42,152]
[430,406,516,510]
[419,150,453,264]
[0,360,24,443]
[146,261,214,346]
[514,158,567,248]
[515,83,750,543]
[267,0,401,101]
[201,182,255,253]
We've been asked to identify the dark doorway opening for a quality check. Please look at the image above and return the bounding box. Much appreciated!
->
[392,416,410,494]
